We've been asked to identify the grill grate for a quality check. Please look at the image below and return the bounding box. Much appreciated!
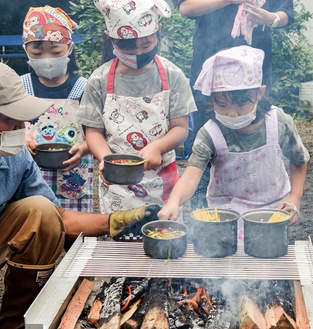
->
[25,236,313,329]
[59,240,312,283]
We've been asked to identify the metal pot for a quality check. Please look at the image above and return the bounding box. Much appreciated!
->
[141,220,188,259]
[35,142,72,169]
[103,154,145,185]
[242,209,291,258]
[190,209,240,258]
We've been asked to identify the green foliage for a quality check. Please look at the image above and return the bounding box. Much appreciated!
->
[159,9,194,77]
[272,0,313,116]
[69,0,105,77]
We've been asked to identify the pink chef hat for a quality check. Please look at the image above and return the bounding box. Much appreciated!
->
[94,0,171,39]
[194,45,265,96]
[23,5,77,44]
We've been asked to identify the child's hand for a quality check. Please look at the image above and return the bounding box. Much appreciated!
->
[61,145,84,171]
[139,146,163,171]
[276,198,300,226]
[157,202,180,221]
[24,134,37,156]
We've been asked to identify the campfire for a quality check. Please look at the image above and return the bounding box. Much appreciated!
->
[58,276,308,329]
[25,238,313,328]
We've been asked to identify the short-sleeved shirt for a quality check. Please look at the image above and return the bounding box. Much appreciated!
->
[175,0,294,101]
[78,56,197,128]
[188,106,309,170]
[0,147,60,214]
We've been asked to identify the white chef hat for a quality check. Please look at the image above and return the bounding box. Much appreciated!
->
[94,0,171,39]
[194,45,265,96]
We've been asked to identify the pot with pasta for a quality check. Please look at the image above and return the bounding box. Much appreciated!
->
[191,208,240,258]
[242,209,291,258]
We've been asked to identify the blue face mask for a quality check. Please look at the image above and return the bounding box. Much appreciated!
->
[113,45,158,69]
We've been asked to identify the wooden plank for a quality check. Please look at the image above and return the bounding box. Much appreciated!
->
[57,278,94,329]
[294,281,310,329]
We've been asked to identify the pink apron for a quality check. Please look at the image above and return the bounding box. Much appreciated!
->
[99,56,179,213]
[204,109,291,242]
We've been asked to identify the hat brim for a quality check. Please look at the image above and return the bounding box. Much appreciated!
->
[0,94,53,121]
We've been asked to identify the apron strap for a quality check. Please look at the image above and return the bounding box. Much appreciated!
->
[106,56,168,93]
[154,56,168,91]
[107,58,118,94]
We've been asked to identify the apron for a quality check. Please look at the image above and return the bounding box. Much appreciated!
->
[204,109,291,242]
[22,74,93,212]
[100,56,179,213]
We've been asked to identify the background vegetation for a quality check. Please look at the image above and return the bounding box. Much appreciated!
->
[1,0,312,116]
[70,0,313,116]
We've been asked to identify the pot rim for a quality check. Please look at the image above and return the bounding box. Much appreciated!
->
[242,208,291,224]
[35,142,71,152]
[141,220,188,240]
[191,208,240,223]
[103,153,145,167]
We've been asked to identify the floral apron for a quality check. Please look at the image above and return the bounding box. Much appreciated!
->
[100,56,179,213]
[204,109,290,242]
[23,75,93,212]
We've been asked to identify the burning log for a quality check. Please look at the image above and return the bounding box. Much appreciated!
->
[265,304,296,329]
[123,278,169,329]
[140,278,170,329]
[58,278,95,329]
[121,278,151,312]
[98,277,125,329]
[240,295,267,329]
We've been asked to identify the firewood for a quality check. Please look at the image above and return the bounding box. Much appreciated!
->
[87,279,108,326]
[265,304,296,329]
[121,299,141,326]
[140,279,169,329]
[141,306,169,329]
[98,277,125,329]
[88,299,103,326]
[294,281,310,329]
[240,295,266,329]
[57,278,94,329]
[123,318,140,329]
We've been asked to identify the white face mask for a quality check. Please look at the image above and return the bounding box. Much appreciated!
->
[27,53,70,79]
[0,128,26,156]
[214,102,258,130]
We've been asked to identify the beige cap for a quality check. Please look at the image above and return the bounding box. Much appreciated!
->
[0,63,53,121]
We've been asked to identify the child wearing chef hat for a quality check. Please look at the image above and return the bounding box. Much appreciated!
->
[21,5,95,216]
[78,0,197,238]
[158,45,309,243]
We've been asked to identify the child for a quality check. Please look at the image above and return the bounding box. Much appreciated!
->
[78,0,197,224]
[157,45,309,242]
[21,6,94,212]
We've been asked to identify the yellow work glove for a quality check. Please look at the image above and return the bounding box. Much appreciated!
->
[109,204,161,239]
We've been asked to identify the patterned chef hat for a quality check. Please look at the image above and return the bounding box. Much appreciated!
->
[23,5,77,44]
[194,45,265,96]
[94,0,171,39]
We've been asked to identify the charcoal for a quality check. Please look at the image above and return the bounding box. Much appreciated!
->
[98,277,125,328]
[121,278,151,309]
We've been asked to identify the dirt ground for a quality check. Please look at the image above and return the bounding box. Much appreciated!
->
[0,118,312,307]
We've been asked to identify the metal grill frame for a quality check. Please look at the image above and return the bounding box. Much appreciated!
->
[25,234,313,329]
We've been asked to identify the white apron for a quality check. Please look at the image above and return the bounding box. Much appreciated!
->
[23,75,94,212]
[204,109,291,242]
[99,56,179,213]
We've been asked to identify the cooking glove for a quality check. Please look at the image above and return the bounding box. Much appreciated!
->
[109,204,161,239]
